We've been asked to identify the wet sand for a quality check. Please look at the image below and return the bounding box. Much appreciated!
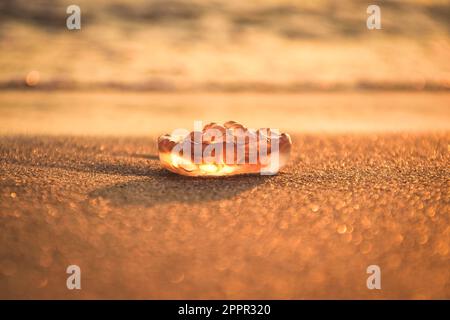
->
[1,133,449,299]
[1,92,450,135]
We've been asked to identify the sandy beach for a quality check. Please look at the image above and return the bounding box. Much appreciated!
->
[1,131,448,299]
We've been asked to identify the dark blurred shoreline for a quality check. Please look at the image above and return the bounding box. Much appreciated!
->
[2,79,450,93]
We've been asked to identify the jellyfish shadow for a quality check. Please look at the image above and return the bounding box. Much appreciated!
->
[88,170,270,207]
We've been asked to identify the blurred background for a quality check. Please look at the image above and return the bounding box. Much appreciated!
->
[0,0,449,133]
